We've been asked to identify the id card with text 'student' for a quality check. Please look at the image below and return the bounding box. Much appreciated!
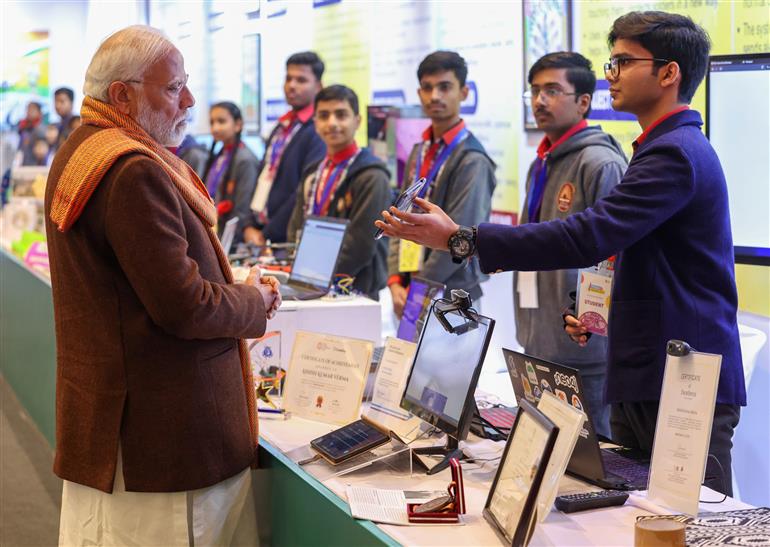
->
[575,256,615,336]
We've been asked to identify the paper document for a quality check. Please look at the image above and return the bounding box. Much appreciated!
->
[346,486,409,525]
[648,349,721,516]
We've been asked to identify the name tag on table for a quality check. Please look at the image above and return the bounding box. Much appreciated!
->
[370,337,417,420]
[398,240,424,273]
[648,348,721,516]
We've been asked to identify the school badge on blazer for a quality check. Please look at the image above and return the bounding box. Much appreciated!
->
[557,182,575,212]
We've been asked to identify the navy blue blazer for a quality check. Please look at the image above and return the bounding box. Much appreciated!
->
[476,110,745,406]
[247,120,325,242]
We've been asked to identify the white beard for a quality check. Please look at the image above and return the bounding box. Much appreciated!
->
[135,94,186,146]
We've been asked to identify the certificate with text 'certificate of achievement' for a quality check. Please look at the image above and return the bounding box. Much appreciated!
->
[283,331,373,425]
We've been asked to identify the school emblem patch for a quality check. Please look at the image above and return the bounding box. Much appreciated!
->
[557,182,575,212]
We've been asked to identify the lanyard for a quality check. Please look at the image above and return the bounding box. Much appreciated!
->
[268,121,302,172]
[414,127,468,199]
[205,146,234,197]
[527,156,548,223]
[310,150,360,216]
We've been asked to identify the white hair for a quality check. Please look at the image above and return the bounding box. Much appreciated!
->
[83,25,176,102]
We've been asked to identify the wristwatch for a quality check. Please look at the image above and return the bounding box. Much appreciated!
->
[447,226,477,264]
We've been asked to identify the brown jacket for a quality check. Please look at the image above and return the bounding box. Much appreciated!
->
[45,125,267,493]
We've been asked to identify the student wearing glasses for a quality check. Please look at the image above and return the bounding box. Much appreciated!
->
[518,52,627,438]
[377,11,745,495]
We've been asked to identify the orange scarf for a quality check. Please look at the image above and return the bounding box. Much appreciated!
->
[50,96,258,450]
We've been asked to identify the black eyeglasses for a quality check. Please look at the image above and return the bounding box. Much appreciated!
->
[522,88,579,102]
[603,57,670,79]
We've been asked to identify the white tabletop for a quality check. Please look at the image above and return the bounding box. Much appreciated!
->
[259,412,753,546]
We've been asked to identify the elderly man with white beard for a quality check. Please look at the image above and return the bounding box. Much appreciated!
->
[44,25,279,546]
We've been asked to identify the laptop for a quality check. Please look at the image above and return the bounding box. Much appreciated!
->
[220,216,239,256]
[503,349,651,491]
[373,277,445,364]
[279,216,349,301]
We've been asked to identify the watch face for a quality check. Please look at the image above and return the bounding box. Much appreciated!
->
[454,238,470,256]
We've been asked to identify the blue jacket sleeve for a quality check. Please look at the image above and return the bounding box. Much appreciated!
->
[477,143,696,273]
[263,133,326,242]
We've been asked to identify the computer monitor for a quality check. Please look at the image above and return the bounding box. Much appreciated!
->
[396,277,445,343]
[400,305,495,473]
[706,53,770,265]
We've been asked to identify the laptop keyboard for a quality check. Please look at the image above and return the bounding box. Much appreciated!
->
[280,284,325,301]
[601,450,650,489]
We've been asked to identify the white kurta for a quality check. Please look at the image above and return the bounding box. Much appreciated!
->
[58,448,258,546]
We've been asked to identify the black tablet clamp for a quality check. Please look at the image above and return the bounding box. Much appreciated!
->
[433,289,479,335]
[666,339,692,356]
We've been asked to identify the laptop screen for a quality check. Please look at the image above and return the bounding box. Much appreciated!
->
[396,277,445,343]
[219,217,239,256]
[290,216,348,289]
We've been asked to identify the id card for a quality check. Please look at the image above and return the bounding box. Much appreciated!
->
[575,256,615,336]
[517,271,538,309]
[398,240,424,272]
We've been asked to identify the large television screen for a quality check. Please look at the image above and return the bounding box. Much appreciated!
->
[706,53,770,266]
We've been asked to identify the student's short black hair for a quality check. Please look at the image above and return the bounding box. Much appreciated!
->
[54,87,74,102]
[608,11,711,103]
[528,52,596,118]
[286,51,325,82]
[314,85,359,116]
[28,101,42,112]
[417,51,468,87]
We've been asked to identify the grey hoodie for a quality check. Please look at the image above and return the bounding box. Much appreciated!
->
[514,125,627,372]
[388,132,496,300]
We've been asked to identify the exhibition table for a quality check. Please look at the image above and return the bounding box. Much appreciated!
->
[0,248,56,445]
[256,409,753,547]
[1,246,762,545]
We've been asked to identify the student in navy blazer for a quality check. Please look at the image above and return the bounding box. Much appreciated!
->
[376,12,745,496]
[244,52,326,244]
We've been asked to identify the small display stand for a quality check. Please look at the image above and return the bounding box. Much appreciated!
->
[407,458,466,524]
[287,432,413,482]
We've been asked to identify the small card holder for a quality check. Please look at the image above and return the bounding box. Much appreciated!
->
[407,458,465,524]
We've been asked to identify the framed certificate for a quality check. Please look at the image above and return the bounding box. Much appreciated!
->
[483,399,558,546]
[283,331,373,425]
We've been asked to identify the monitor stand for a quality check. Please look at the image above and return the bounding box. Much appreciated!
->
[412,436,464,475]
